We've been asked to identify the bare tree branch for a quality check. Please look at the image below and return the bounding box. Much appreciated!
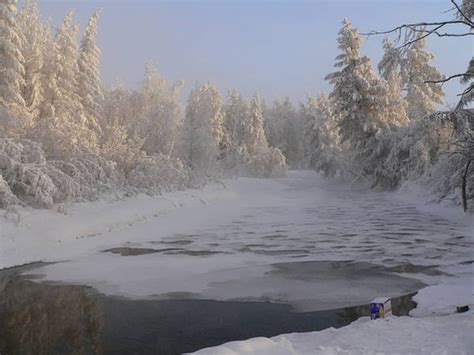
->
[404,25,473,37]
[433,31,474,37]
[425,72,474,85]
[361,19,473,37]
[458,84,474,97]
[401,24,444,48]
[363,1,473,110]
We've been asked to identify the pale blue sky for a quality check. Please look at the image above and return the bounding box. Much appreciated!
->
[34,0,472,107]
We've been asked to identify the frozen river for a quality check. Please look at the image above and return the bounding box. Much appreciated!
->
[1,171,472,354]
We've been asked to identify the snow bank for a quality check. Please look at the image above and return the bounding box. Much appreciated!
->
[0,180,239,269]
[410,275,474,317]
[193,275,474,355]
[193,313,473,355]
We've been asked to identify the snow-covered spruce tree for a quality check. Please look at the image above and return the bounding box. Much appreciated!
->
[401,35,445,120]
[134,61,183,157]
[236,92,286,178]
[241,93,281,177]
[183,82,224,175]
[0,0,26,126]
[378,37,409,126]
[16,0,44,126]
[34,12,97,158]
[301,93,341,177]
[54,14,97,152]
[219,90,286,177]
[325,18,395,183]
[78,9,103,138]
[37,20,55,120]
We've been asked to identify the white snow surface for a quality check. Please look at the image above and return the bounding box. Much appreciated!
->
[0,180,238,269]
[192,274,474,355]
[192,312,473,355]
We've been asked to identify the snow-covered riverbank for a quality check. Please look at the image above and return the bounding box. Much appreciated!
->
[193,304,473,355]
[0,179,240,269]
[192,273,473,355]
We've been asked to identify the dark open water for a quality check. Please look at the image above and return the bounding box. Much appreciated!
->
[0,263,417,355]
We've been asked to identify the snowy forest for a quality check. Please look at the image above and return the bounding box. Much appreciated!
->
[0,0,473,212]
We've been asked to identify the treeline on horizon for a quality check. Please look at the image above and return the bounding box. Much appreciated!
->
[0,0,472,211]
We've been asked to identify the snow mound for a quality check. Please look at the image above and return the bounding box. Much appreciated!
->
[410,275,474,317]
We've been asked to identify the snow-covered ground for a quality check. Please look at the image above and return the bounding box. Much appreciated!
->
[192,274,474,355]
[192,309,473,355]
[1,171,473,353]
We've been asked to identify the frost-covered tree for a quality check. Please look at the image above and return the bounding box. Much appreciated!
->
[37,20,55,120]
[223,89,248,149]
[401,35,445,120]
[325,18,393,181]
[78,9,103,137]
[378,37,409,126]
[264,97,302,167]
[16,0,44,125]
[51,12,84,121]
[381,117,452,189]
[100,82,144,173]
[364,0,473,210]
[33,12,96,158]
[221,89,248,168]
[183,82,224,173]
[378,37,402,82]
[301,93,340,177]
[220,90,286,176]
[327,18,379,144]
[0,137,120,208]
[241,93,287,176]
[134,61,183,157]
[0,0,26,121]
[244,92,267,155]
